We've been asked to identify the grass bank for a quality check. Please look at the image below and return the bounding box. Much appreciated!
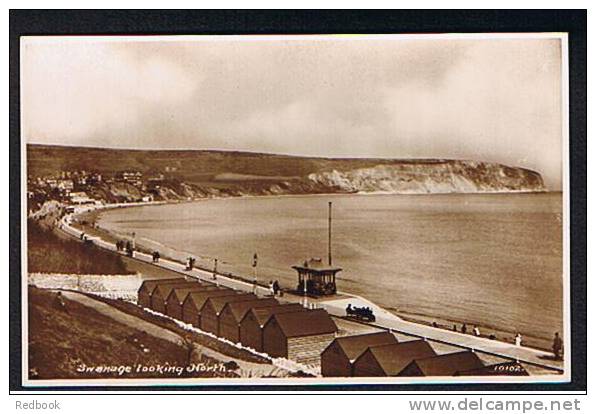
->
[27,219,133,275]
[28,286,237,380]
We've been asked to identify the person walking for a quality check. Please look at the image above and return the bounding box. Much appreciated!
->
[461,323,467,334]
[552,332,563,360]
[473,326,480,337]
[273,280,280,296]
[515,332,523,347]
[269,280,275,296]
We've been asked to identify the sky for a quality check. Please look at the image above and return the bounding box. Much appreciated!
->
[21,35,564,189]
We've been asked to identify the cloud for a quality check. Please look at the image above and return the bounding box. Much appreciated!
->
[21,36,563,189]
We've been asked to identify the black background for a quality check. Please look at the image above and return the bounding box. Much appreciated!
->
[9,9,587,393]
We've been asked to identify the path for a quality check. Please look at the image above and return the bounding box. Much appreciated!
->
[60,213,564,373]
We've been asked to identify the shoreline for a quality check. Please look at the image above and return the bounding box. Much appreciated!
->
[70,195,559,352]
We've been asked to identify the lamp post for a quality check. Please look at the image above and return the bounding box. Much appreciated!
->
[302,272,308,308]
[252,253,258,294]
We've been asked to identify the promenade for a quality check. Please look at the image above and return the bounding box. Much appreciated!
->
[59,212,565,375]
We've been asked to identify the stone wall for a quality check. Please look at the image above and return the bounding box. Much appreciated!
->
[28,272,142,301]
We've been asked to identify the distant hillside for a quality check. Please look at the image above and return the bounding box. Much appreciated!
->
[27,144,545,200]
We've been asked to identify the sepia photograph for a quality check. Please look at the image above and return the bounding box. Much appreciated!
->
[18,30,573,387]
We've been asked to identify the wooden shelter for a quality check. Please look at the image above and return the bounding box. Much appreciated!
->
[137,277,186,308]
[397,351,484,377]
[321,331,399,377]
[352,340,437,377]
[262,308,337,364]
[150,281,199,314]
[293,258,341,296]
[165,284,218,320]
[181,288,234,327]
[200,293,258,336]
[239,303,306,352]
[218,298,279,343]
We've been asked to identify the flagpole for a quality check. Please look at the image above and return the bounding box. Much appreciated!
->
[328,201,332,266]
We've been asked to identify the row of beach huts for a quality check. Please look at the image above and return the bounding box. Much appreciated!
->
[137,277,529,377]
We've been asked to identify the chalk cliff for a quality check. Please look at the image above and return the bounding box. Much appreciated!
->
[306,161,545,194]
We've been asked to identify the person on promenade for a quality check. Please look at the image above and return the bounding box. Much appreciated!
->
[273,280,280,296]
[461,323,467,334]
[473,326,480,337]
[453,324,457,332]
[125,241,133,257]
[552,332,563,360]
[515,332,523,347]
[269,280,275,296]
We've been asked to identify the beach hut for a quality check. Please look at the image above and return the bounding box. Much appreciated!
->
[137,277,186,308]
[262,308,337,364]
[218,298,279,343]
[352,340,436,377]
[455,361,529,376]
[239,303,306,352]
[150,281,199,314]
[397,350,484,377]
[165,284,218,320]
[321,331,399,377]
[199,293,258,336]
[181,288,234,327]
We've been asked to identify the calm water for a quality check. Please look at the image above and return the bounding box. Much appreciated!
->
[99,193,563,345]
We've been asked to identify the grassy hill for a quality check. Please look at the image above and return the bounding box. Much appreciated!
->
[27,144,411,183]
[26,144,545,198]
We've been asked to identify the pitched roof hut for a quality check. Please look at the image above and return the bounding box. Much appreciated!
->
[352,340,437,377]
[263,308,337,364]
[137,277,186,308]
[397,350,484,377]
[321,331,399,377]
[150,280,200,314]
[165,284,219,320]
[218,298,279,343]
[239,303,306,352]
[180,288,234,327]
[200,293,258,336]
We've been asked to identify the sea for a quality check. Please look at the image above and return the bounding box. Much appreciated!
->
[98,192,564,348]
